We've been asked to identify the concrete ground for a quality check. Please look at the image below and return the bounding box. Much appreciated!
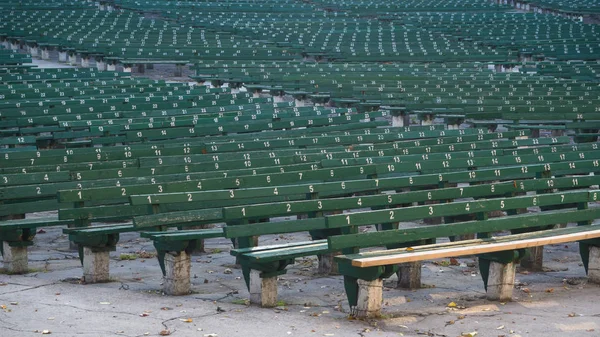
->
[1,216,600,337]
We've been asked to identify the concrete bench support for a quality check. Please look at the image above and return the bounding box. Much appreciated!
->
[355,278,383,318]
[249,270,277,307]
[81,56,90,68]
[486,261,516,301]
[396,261,422,289]
[58,51,68,63]
[588,246,600,283]
[520,246,544,271]
[318,251,340,274]
[2,242,28,274]
[82,247,109,283]
[30,46,39,58]
[295,99,309,107]
[174,64,184,77]
[96,59,106,71]
[163,251,191,295]
[392,114,410,127]
[68,53,78,66]
[41,48,51,60]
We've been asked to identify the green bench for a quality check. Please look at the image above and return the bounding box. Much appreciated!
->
[331,188,600,317]
[130,151,600,295]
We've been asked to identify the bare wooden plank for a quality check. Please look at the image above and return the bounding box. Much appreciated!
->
[352,228,600,267]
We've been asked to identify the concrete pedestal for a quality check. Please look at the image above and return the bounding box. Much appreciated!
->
[30,46,39,58]
[68,54,78,65]
[421,118,433,126]
[520,246,544,271]
[318,251,340,275]
[392,114,410,127]
[396,261,422,289]
[2,242,28,274]
[41,48,51,60]
[588,246,600,284]
[58,51,68,63]
[163,251,191,295]
[294,99,308,107]
[486,261,516,301]
[355,279,383,318]
[96,60,106,71]
[82,247,109,283]
[249,270,277,307]
[174,64,184,77]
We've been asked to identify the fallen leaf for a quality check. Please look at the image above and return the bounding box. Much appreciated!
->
[159,330,171,336]
[447,302,457,308]
[449,258,459,266]
[180,318,193,323]
[406,247,414,251]
[139,313,149,317]
[568,313,577,317]
[445,320,455,326]
[203,334,218,337]
[461,332,477,337]
[522,288,531,294]
[545,288,554,293]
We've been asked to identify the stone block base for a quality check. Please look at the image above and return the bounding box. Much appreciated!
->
[396,261,422,289]
[82,247,109,283]
[249,270,277,307]
[174,64,184,77]
[355,279,383,318]
[486,261,516,301]
[392,115,409,127]
[58,51,68,62]
[163,251,191,295]
[2,241,28,274]
[588,246,600,284]
[318,251,340,275]
[520,246,544,271]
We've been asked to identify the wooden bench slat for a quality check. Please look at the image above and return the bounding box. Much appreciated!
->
[348,226,600,267]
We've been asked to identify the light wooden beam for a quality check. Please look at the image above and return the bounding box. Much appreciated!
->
[352,229,600,267]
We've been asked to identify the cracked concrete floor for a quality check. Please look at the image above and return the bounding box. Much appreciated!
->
[1,220,600,337]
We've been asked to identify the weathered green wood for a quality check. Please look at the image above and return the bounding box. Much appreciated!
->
[329,208,600,251]
[329,190,593,229]
[140,228,224,241]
